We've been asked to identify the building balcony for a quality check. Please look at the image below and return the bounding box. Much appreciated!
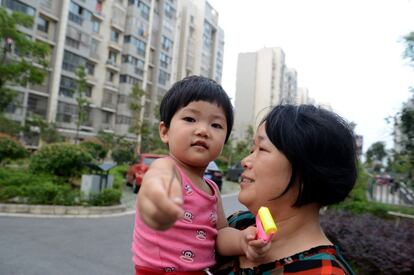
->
[27,108,48,119]
[68,12,83,26]
[102,101,117,111]
[106,60,120,71]
[36,29,55,43]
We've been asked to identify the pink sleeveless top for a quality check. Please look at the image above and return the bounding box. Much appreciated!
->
[131,165,219,272]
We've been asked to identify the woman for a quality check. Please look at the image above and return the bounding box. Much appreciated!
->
[214,104,357,274]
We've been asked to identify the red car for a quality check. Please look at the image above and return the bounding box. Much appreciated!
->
[126,153,165,193]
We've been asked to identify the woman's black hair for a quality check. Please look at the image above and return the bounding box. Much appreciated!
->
[160,75,234,142]
[263,104,358,206]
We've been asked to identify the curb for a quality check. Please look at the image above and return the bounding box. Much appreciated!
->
[0,203,128,217]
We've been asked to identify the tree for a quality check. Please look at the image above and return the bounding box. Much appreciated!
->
[23,115,62,144]
[0,133,27,165]
[365,141,387,172]
[74,66,89,144]
[128,84,145,153]
[0,7,49,112]
[232,125,255,164]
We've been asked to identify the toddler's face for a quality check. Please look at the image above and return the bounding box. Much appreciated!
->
[160,101,227,168]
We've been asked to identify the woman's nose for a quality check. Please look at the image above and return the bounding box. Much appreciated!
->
[241,154,252,169]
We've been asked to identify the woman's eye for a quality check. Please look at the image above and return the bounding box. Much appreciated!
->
[183,117,195,122]
[212,123,223,129]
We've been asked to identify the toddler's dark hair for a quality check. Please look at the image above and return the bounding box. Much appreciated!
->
[160,75,234,142]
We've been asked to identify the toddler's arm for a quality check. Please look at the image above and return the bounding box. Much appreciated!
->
[137,158,184,230]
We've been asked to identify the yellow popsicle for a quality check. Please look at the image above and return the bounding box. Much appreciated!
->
[258,207,277,234]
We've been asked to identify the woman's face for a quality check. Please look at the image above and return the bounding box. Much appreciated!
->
[238,123,296,214]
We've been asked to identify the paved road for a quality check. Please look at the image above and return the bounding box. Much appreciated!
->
[0,187,245,275]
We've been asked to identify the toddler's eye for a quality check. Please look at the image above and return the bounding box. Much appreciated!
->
[211,123,223,129]
[183,117,195,122]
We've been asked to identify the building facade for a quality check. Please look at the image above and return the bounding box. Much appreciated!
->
[172,0,223,83]
[2,0,223,147]
[233,47,298,141]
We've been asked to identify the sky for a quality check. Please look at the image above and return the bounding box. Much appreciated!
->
[207,0,414,153]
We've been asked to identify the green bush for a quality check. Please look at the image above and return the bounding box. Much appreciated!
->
[0,185,22,201]
[89,188,121,206]
[29,143,92,178]
[0,134,28,165]
[111,146,134,164]
[0,167,80,205]
[80,140,107,160]
[333,162,414,217]
[0,167,55,187]
[21,182,79,205]
[110,164,128,190]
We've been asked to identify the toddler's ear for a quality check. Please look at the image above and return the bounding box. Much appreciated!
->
[159,121,169,144]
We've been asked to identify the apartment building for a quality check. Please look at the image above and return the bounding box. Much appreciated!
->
[233,47,298,141]
[2,0,224,147]
[172,0,224,83]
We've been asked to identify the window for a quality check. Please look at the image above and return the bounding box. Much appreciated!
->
[91,39,99,53]
[85,86,92,97]
[2,0,35,16]
[92,19,100,33]
[137,23,146,37]
[118,94,127,104]
[158,70,170,86]
[59,76,76,98]
[120,74,140,85]
[124,35,146,57]
[107,70,116,83]
[62,50,95,75]
[85,62,95,75]
[108,50,118,64]
[102,111,113,124]
[37,17,49,33]
[159,52,171,69]
[164,1,175,19]
[161,35,173,52]
[68,1,84,25]
[27,94,47,118]
[111,29,120,42]
[138,1,150,20]
[116,115,132,125]
[65,36,80,49]
[56,101,77,123]
[203,21,213,49]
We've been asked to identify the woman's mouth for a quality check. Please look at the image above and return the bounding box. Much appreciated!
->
[240,175,254,185]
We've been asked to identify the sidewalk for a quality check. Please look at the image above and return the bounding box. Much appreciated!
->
[0,180,240,217]
[121,179,240,210]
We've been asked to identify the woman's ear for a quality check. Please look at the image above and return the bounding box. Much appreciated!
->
[159,121,169,144]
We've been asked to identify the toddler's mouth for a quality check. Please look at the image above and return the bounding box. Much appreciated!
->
[191,140,208,149]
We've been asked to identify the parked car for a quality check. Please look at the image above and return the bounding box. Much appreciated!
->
[126,153,165,193]
[204,161,223,191]
[226,162,243,182]
[374,174,393,185]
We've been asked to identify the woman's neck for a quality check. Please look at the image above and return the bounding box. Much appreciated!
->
[240,204,331,267]
[271,205,331,255]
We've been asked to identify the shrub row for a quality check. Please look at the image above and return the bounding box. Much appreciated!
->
[321,210,414,274]
[0,168,120,206]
